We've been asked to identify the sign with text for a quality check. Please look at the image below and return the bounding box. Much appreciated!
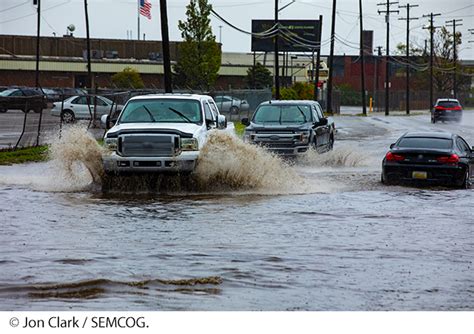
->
[251,20,321,52]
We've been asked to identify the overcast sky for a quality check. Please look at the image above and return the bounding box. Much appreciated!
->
[0,0,473,59]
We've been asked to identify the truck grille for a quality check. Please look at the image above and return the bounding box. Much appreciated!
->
[119,134,179,157]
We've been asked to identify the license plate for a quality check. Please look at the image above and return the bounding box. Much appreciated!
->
[412,171,427,179]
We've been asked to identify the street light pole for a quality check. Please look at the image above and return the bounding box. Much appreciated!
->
[274,0,280,99]
[160,0,172,93]
[35,0,41,88]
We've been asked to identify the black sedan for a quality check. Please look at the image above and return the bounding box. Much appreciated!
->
[381,132,473,188]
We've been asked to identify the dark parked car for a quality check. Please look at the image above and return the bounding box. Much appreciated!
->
[431,98,463,123]
[241,100,335,155]
[382,132,473,188]
[0,88,47,113]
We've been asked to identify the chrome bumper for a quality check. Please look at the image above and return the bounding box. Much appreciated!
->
[103,151,199,173]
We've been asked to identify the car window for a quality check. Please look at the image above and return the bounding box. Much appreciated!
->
[208,100,220,116]
[96,97,108,106]
[437,101,460,108]
[11,90,24,96]
[456,137,470,154]
[204,101,214,121]
[397,137,453,149]
[314,103,324,119]
[312,105,320,122]
[72,96,87,105]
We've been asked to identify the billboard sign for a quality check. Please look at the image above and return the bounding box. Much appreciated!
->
[251,19,321,52]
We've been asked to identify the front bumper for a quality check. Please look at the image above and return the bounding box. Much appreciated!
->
[103,151,199,174]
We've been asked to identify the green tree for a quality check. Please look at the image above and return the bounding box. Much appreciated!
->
[174,0,221,90]
[396,27,470,94]
[111,67,145,89]
[246,62,273,89]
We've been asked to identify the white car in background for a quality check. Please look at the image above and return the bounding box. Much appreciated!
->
[51,95,122,123]
[214,95,250,114]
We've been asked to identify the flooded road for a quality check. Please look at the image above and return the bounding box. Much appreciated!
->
[1,111,473,311]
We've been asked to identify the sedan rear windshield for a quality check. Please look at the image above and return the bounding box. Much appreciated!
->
[437,101,460,108]
[253,105,312,124]
[119,99,202,124]
[397,137,453,149]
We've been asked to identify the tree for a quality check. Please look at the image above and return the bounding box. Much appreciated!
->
[111,67,145,89]
[246,62,272,89]
[396,27,470,94]
[173,0,221,91]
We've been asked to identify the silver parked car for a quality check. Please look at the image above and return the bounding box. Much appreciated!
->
[51,95,122,123]
[214,95,249,114]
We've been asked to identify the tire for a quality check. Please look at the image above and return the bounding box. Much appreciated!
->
[459,169,470,189]
[61,110,75,123]
[381,173,386,184]
[431,116,435,123]
[230,106,239,114]
[0,108,6,113]
[327,135,334,151]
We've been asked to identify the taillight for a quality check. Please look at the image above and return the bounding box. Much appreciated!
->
[385,152,405,161]
[436,154,459,164]
[452,106,462,110]
[435,106,445,111]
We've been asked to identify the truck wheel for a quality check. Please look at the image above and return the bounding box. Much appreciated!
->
[61,110,75,123]
[327,136,334,151]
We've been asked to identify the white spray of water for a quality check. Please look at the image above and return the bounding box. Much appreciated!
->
[0,126,104,192]
[297,145,370,168]
[194,131,305,193]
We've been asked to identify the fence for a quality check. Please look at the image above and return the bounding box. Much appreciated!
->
[0,88,273,150]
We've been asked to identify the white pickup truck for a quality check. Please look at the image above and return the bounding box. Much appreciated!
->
[101,94,227,174]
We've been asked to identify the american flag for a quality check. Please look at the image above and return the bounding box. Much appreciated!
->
[139,0,152,20]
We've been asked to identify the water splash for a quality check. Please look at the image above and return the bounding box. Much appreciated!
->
[193,131,303,192]
[297,145,369,168]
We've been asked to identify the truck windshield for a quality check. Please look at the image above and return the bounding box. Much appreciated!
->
[119,99,203,124]
[253,105,312,124]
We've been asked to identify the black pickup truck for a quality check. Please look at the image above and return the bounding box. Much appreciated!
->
[241,100,335,155]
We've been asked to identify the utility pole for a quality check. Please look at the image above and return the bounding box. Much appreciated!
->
[399,3,418,115]
[34,0,41,88]
[314,15,323,101]
[84,0,92,89]
[375,46,382,112]
[377,1,399,116]
[359,0,367,116]
[423,13,441,110]
[327,0,337,114]
[274,0,280,99]
[160,0,172,93]
[446,19,462,98]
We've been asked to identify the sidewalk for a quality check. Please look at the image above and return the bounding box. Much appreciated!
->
[338,105,430,116]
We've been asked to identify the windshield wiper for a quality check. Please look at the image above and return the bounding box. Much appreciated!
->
[142,105,156,122]
[169,107,192,123]
[296,106,307,122]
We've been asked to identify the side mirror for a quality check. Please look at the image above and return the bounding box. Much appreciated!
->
[217,114,227,129]
[390,143,395,149]
[101,114,114,129]
[319,118,328,125]
[241,118,250,126]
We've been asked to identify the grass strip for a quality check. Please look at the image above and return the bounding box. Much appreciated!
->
[0,145,49,165]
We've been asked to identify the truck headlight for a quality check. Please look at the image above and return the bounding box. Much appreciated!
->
[243,131,256,143]
[180,138,199,151]
[105,137,118,151]
[296,132,310,143]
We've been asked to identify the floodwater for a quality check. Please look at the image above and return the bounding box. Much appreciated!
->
[1,113,473,311]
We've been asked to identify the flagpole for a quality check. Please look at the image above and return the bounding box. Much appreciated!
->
[137,0,140,40]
